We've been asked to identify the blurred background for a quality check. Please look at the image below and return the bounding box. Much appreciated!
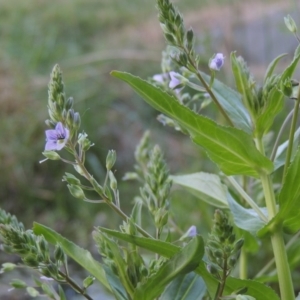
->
[0,0,299,298]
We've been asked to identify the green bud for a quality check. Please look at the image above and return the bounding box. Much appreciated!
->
[109,171,117,191]
[228,233,236,244]
[228,256,237,268]
[73,112,81,130]
[83,276,95,289]
[67,184,85,200]
[42,151,61,160]
[65,97,74,110]
[38,238,48,253]
[123,172,138,181]
[67,109,75,127]
[207,264,219,277]
[214,249,223,258]
[186,27,194,50]
[165,33,176,44]
[26,287,40,297]
[234,238,244,252]
[10,279,27,289]
[78,132,93,151]
[106,150,117,170]
[284,15,298,33]
[281,78,293,97]
[0,263,16,272]
[63,173,81,185]
[54,244,65,262]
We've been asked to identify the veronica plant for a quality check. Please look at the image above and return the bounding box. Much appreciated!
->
[1,1,300,300]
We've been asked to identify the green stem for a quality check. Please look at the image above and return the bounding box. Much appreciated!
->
[270,108,294,162]
[72,149,154,239]
[239,247,247,280]
[58,270,93,300]
[181,46,234,127]
[257,139,295,300]
[283,86,300,183]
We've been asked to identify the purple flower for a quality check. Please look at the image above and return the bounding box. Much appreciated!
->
[153,72,183,93]
[209,53,225,71]
[187,225,197,237]
[153,73,168,83]
[45,122,69,151]
[168,71,182,90]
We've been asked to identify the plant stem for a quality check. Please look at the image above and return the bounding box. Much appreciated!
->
[239,245,247,280]
[282,86,300,183]
[72,149,154,239]
[181,46,234,127]
[58,270,93,300]
[257,139,295,300]
[270,108,294,161]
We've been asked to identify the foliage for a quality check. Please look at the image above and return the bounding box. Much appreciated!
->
[1,0,300,300]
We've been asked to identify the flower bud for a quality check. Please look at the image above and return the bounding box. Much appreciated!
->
[10,279,27,289]
[65,97,74,110]
[106,150,117,170]
[83,276,95,289]
[63,173,81,185]
[0,263,16,272]
[284,15,298,33]
[42,151,61,161]
[54,244,65,262]
[73,112,81,130]
[109,171,117,191]
[67,184,85,200]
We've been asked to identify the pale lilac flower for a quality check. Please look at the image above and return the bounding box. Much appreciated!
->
[209,53,225,71]
[168,71,182,89]
[40,276,54,281]
[187,225,197,237]
[153,73,168,83]
[45,122,69,151]
[153,72,183,93]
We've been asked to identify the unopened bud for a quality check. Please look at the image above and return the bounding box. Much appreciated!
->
[42,151,61,160]
[67,184,85,200]
[106,150,117,170]
[83,276,95,289]
[284,15,298,33]
[109,171,117,191]
[63,173,81,185]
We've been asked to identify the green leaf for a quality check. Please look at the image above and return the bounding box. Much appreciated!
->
[200,72,252,134]
[104,266,128,300]
[160,272,206,300]
[227,193,266,235]
[111,71,273,178]
[96,227,179,256]
[33,223,110,291]
[196,262,280,299]
[99,228,278,299]
[277,147,300,233]
[170,172,228,208]
[274,127,300,171]
[263,53,288,84]
[93,232,135,298]
[133,236,204,300]
[256,46,300,136]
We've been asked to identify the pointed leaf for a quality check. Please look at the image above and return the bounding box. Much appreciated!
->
[227,194,266,235]
[111,71,273,177]
[263,53,288,84]
[160,272,206,300]
[33,223,110,291]
[200,71,252,134]
[104,266,128,300]
[277,147,300,233]
[96,227,179,256]
[171,172,228,208]
[99,228,278,299]
[274,127,300,171]
[133,236,204,300]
